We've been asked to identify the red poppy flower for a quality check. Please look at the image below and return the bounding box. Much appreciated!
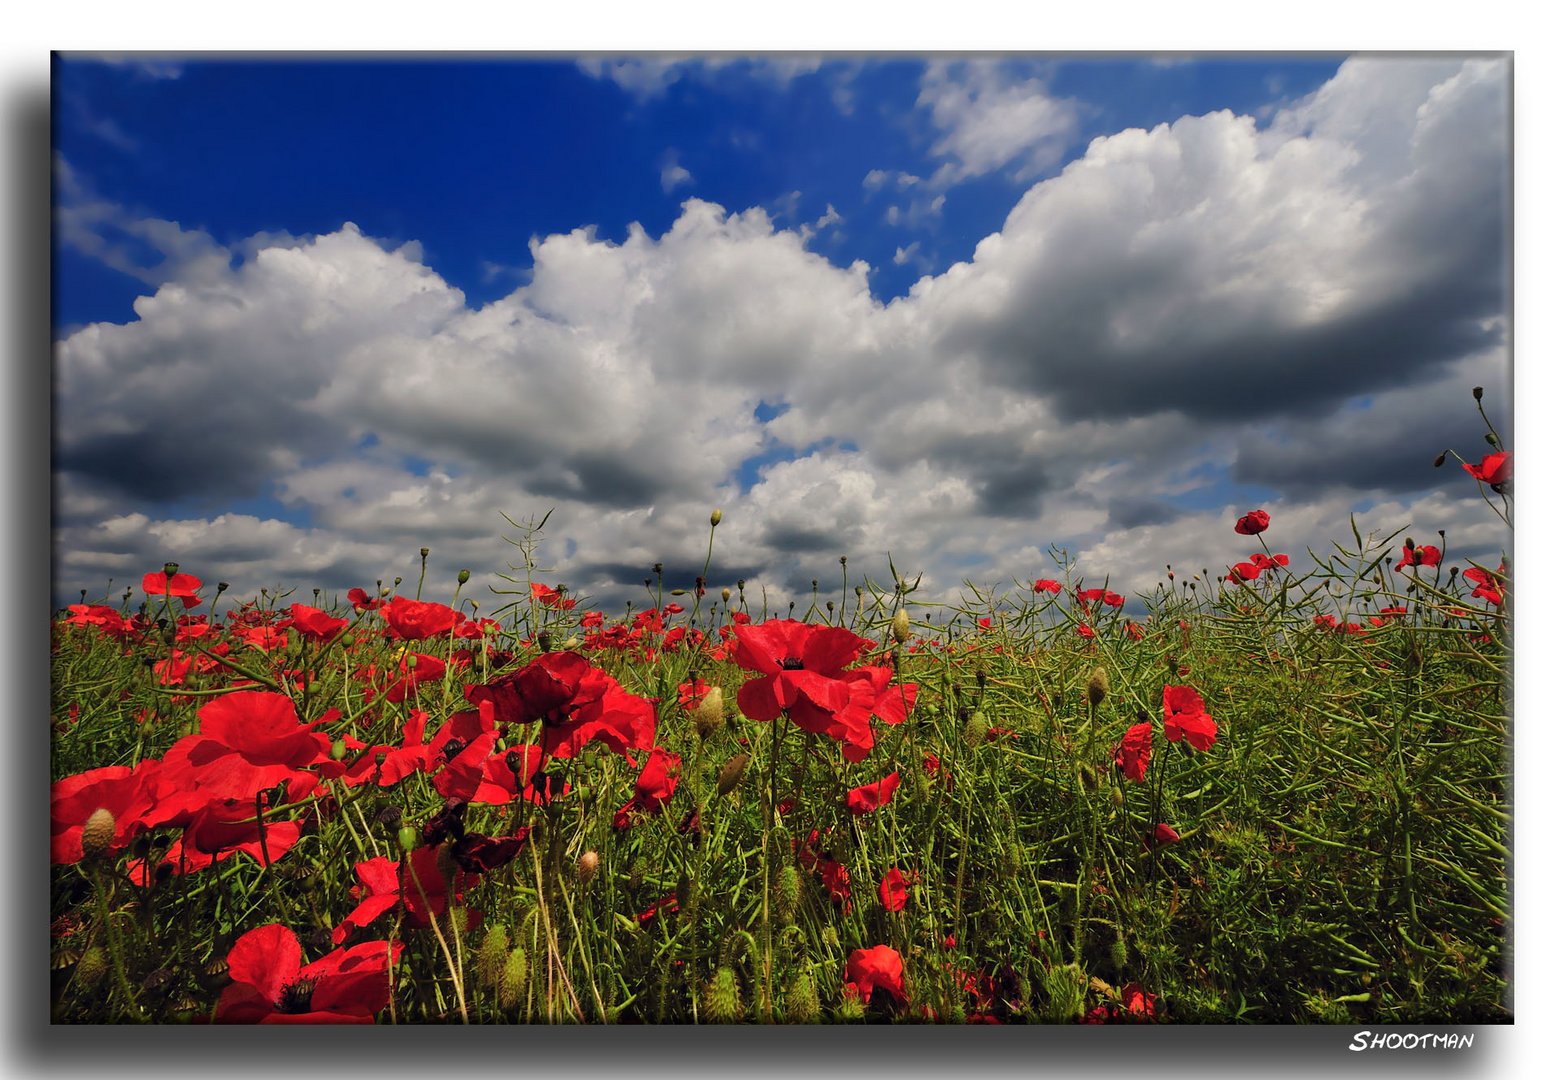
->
[730,619,871,737]
[846,772,900,816]
[1122,982,1159,1019]
[1395,541,1442,571]
[1227,561,1261,584]
[157,691,330,803]
[531,582,576,610]
[832,665,919,762]
[1033,579,1062,595]
[464,651,656,760]
[1234,510,1270,535]
[142,570,204,609]
[844,945,908,1008]
[380,597,463,641]
[1076,624,1096,639]
[1162,684,1217,751]
[1464,563,1507,606]
[288,603,349,643]
[878,868,909,912]
[1463,451,1512,489]
[340,710,432,788]
[216,923,402,1023]
[1114,722,1153,783]
[1145,823,1181,848]
[50,761,164,864]
[347,587,382,612]
[1122,621,1144,642]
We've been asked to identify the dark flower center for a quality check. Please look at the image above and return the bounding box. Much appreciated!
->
[276,976,316,1014]
[780,657,805,670]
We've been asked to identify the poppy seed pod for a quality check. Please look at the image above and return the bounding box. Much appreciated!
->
[1473,386,1484,401]
[81,808,116,860]
[457,569,470,585]
[398,825,419,854]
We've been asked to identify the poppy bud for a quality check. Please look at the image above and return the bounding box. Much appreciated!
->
[695,687,726,741]
[330,738,348,761]
[1087,666,1109,707]
[1473,386,1484,401]
[785,970,822,1022]
[892,609,911,644]
[81,808,116,860]
[577,850,600,885]
[822,926,839,951]
[675,871,693,910]
[721,587,731,603]
[670,588,686,596]
[710,509,723,527]
[704,966,743,1023]
[477,923,509,988]
[1485,431,1500,447]
[772,863,801,924]
[420,547,430,560]
[398,825,419,853]
[561,635,582,651]
[499,946,529,1010]
[1109,935,1128,972]
[74,946,108,989]
[458,569,470,585]
[1433,451,1447,468]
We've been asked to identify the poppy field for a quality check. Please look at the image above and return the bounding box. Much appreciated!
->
[49,405,1513,1026]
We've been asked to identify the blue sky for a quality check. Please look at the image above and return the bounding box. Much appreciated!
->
[52,54,1513,615]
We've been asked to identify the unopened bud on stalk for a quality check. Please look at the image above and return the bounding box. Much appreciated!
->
[691,687,724,740]
[457,569,470,585]
[476,923,509,988]
[716,751,750,795]
[704,965,743,1023]
[1473,386,1484,401]
[786,970,822,1022]
[74,946,108,989]
[1087,666,1110,708]
[1433,451,1447,468]
[710,509,723,527]
[576,850,600,885]
[721,587,731,603]
[1485,432,1500,447]
[892,609,911,644]
[499,946,529,1010]
[330,738,348,761]
[398,825,419,853]
[670,588,686,597]
[420,547,430,559]
[81,808,116,860]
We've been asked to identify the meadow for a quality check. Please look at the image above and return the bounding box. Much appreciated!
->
[48,401,1513,1025]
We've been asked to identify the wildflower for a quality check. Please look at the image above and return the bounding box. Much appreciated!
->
[1396,541,1442,572]
[846,772,900,816]
[844,945,908,1009]
[1227,561,1261,584]
[380,596,462,640]
[1145,823,1181,848]
[878,868,909,912]
[1076,624,1096,640]
[1462,451,1512,490]
[346,587,382,613]
[1234,510,1271,535]
[1114,722,1153,783]
[1033,579,1062,595]
[157,691,331,803]
[729,619,872,737]
[465,651,657,760]
[142,570,204,609]
[216,923,402,1023]
[1464,563,1507,606]
[1162,685,1217,751]
[286,603,348,644]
